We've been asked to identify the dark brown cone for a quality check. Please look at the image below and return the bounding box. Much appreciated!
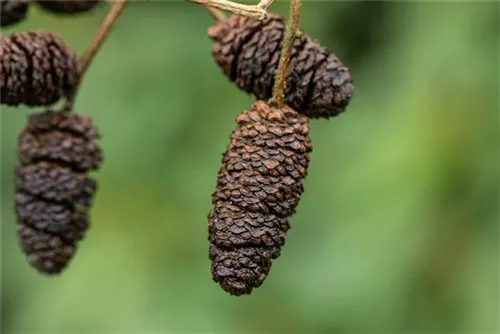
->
[0,0,30,27]
[208,14,354,119]
[209,100,312,296]
[15,110,102,275]
[36,0,100,14]
[0,31,79,107]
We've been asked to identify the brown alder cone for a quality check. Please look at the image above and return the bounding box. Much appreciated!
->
[208,14,354,119]
[0,0,30,27]
[36,0,100,14]
[0,31,79,107]
[15,110,103,274]
[209,100,312,296]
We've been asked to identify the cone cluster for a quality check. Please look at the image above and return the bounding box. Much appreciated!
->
[15,110,103,274]
[0,31,79,107]
[208,100,312,295]
[2,0,103,276]
[0,0,30,27]
[1,0,353,292]
[207,12,355,296]
[209,14,354,119]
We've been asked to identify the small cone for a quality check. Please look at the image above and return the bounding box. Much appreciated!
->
[0,0,30,27]
[15,110,103,274]
[208,100,312,295]
[209,14,354,119]
[0,31,79,107]
[36,0,100,14]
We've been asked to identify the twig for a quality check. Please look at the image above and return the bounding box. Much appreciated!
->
[205,5,227,22]
[257,0,275,10]
[188,0,275,20]
[270,0,301,107]
[65,0,128,110]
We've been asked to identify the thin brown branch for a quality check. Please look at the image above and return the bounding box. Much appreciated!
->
[270,0,301,107]
[66,0,128,109]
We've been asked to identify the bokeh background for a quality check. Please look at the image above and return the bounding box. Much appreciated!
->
[1,1,499,333]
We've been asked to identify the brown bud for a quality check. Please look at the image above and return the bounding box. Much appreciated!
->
[36,0,100,14]
[209,14,354,119]
[15,110,103,275]
[0,31,79,107]
[0,0,30,27]
[209,100,312,296]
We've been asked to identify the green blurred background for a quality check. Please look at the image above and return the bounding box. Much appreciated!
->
[1,1,499,333]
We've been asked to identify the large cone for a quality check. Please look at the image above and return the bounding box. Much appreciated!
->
[209,100,312,296]
[15,110,103,274]
[0,31,79,107]
[209,14,354,119]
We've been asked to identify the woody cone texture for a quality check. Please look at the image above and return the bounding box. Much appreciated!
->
[15,110,103,274]
[209,14,354,119]
[0,0,30,27]
[0,31,79,107]
[209,100,312,296]
[36,0,101,14]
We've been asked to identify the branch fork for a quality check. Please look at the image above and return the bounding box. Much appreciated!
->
[189,0,276,20]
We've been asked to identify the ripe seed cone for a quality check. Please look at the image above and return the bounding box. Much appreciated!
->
[36,0,100,14]
[15,110,103,274]
[0,31,79,107]
[0,0,30,27]
[208,14,354,119]
[209,100,312,296]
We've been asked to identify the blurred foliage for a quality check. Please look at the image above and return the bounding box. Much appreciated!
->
[1,1,499,333]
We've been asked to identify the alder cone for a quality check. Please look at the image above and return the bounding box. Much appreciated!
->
[209,100,312,296]
[15,110,103,274]
[0,31,79,107]
[36,0,100,14]
[0,0,30,27]
[208,14,354,119]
